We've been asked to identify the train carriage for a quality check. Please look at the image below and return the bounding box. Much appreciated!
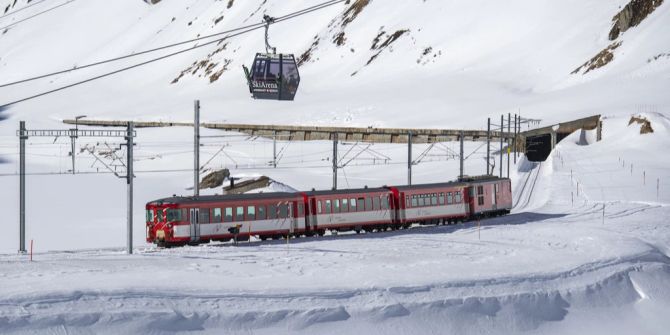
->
[302,188,395,233]
[146,192,305,246]
[390,182,470,225]
[464,177,512,218]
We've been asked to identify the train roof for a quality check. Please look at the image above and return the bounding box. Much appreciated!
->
[302,187,390,196]
[392,181,467,191]
[392,177,509,191]
[148,192,298,206]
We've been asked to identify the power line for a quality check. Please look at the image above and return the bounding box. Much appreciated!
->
[0,0,51,21]
[0,0,76,31]
[0,0,346,89]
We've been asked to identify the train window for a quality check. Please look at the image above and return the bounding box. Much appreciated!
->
[183,209,190,222]
[469,188,475,197]
[279,204,288,218]
[156,209,164,222]
[358,197,365,211]
[405,196,410,208]
[447,193,453,204]
[411,195,418,207]
[431,194,438,206]
[381,196,388,209]
[268,205,277,219]
[439,193,445,205]
[455,192,462,203]
[350,198,357,211]
[225,207,233,222]
[166,209,179,222]
[334,199,340,213]
[146,210,154,223]
[236,207,244,221]
[342,199,349,212]
[258,205,266,220]
[325,200,332,213]
[247,206,256,220]
[478,197,485,206]
[418,196,425,207]
[199,209,210,224]
[477,186,484,195]
[212,208,222,223]
[373,197,380,210]
[298,203,304,216]
[317,201,323,214]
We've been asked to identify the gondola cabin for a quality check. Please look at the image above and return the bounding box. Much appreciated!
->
[244,53,300,101]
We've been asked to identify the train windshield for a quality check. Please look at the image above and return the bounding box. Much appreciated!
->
[146,210,154,223]
[166,209,184,222]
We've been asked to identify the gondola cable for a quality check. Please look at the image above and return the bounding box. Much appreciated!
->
[0,0,346,89]
[0,0,347,108]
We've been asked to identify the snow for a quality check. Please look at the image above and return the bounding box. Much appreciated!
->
[0,0,669,333]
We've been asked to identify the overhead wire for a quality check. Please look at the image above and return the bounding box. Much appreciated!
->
[0,0,76,31]
[0,0,346,91]
[0,0,51,20]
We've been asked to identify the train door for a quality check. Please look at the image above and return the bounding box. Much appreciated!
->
[189,208,200,242]
[309,198,318,230]
[290,201,298,234]
[399,192,407,222]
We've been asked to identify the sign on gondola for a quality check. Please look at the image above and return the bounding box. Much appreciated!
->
[243,15,300,101]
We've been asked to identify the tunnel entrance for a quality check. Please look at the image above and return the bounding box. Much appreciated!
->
[525,132,573,162]
[526,134,552,162]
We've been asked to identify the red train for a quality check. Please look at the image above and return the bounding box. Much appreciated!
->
[146,176,512,247]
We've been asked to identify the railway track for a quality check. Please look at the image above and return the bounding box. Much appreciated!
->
[513,161,542,211]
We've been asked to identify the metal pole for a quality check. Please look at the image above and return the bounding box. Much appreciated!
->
[408,131,412,185]
[514,114,519,165]
[507,113,510,178]
[500,115,503,178]
[459,130,464,180]
[70,130,76,175]
[126,122,134,255]
[332,133,338,190]
[273,130,277,168]
[19,121,27,253]
[194,100,200,196]
[486,118,490,175]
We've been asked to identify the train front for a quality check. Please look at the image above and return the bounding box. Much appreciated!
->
[146,199,186,247]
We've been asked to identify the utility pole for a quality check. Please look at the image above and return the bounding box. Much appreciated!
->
[500,114,503,178]
[19,121,27,253]
[486,117,491,175]
[126,122,134,255]
[514,114,519,165]
[194,100,200,196]
[408,131,412,185]
[459,130,464,180]
[507,113,511,178]
[273,130,277,168]
[332,133,338,190]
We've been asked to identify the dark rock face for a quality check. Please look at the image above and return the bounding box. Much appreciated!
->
[609,0,664,40]
[572,42,622,74]
[200,169,231,189]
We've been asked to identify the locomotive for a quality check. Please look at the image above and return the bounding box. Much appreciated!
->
[146,176,512,247]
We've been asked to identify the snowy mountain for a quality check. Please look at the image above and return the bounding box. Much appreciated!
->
[0,1,669,334]
[0,0,668,127]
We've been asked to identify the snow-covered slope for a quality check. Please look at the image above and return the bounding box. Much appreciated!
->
[0,0,668,128]
[1,114,669,334]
